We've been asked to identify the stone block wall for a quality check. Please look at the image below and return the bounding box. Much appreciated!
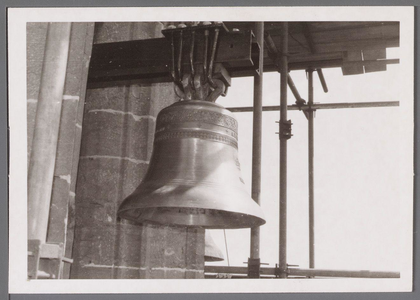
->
[69,22,205,279]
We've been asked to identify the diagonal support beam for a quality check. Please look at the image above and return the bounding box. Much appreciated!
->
[265,32,308,119]
[301,22,329,93]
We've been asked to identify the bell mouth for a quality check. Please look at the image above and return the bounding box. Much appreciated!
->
[117,180,266,229]
[118,207,265,229]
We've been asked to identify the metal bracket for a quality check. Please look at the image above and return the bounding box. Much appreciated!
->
[162,22,232,103]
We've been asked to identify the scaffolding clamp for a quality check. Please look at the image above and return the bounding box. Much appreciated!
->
[274,263,289,278]
[276,119,293,140]
[247,257,261,278]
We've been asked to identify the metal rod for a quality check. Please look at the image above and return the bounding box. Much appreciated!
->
[203,29,209,82]
[177,31,183,83]
[287,268,400,278]
[301,22,328,93]
[27,23,72,243]
[307,69,315,269]
[265,32,305,109]
[250,22,264,267]
[279,22,289,279]
[204,266,400,279]
[316,69,328,93]
[207,28,220,88]
[189,30,195,78]
[227,101,399,113]
[287,75,303,102]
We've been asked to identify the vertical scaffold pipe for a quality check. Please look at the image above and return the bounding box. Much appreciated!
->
[249,22,264,278]
[279,22,289,278]
[28,23,72,243]
[308,68,315,269]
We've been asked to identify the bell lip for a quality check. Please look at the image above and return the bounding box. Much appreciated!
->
[117,180,266,229]
[117,207,266,229]
[204,256,224,262]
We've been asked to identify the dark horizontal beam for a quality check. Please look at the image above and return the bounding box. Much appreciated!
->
[204,266,400,278]
[87,29,399,87]
[88,30,255,86]
[227,101,399,113]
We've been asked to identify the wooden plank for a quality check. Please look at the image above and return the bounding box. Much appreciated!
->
[271,34,398,54]
[342,50,363,75]
[308,21,399,33]
[269,23,399,43]
[308,23,398,44]
[363,48,387,73]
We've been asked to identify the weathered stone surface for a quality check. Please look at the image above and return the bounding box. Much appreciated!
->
[27,59,43,100]
[75,155,149,206]
[26,22,48,46]
[113,220,143,268]
[72,226,116,266]
[85,86,130,112]
[63,60,84,96]
[150,83,176,117]
[185,228,205,270]
[86,85,157,117]
[139,224,205,278]
[54,99,79,175]
[72,265,113,279]
[132,22,163,40]
[27,101,38,164]
[113,267,140,279]
[47,176,71,243]
[75,202,116,227]
[80,110,154,162]
[71,22,203,280]
[26,41,46,64]
[93,22,133,44]
[62,192,75,279]
[67,23,88,62]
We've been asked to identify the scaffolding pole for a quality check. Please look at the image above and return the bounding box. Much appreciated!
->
[279,22,289,278]
[307,68,315,269]
[249,21,264,278]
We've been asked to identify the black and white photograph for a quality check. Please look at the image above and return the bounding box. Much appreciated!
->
[8,6,414,294]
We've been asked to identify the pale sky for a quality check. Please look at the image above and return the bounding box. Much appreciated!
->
[208,47,405,273]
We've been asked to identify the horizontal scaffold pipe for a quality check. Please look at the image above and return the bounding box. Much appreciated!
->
[204,266,400,278]
[227,101,399,113]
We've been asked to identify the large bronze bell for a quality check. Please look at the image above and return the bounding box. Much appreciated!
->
[117,100,265,228]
